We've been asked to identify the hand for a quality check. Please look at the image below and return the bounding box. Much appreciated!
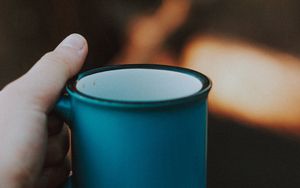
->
[0,34,88,188]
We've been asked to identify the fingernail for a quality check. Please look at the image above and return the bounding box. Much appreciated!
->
[60,34,86,51]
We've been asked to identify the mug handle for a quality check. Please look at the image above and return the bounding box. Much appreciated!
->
[55,94,73,187]
[54,94,72,126]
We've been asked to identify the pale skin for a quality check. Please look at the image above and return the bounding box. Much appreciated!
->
[0,34,88,188]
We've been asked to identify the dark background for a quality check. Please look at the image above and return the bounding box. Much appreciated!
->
[1,0,300,187]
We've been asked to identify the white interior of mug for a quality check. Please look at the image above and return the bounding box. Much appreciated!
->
[76,68,203,102]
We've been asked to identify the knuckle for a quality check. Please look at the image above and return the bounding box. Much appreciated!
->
[45,127,70,166]
[36,160,70,188]
[61,125,70,153]
[47,115,64,136]
[41,51,73,77]
[57,131,70,162]
[56,144,67,163]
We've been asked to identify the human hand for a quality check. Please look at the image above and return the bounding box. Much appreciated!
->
[0,34,88,188]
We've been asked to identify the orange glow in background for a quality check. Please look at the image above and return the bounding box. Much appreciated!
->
[116,0,300,136]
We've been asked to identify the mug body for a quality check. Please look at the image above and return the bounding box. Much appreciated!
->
[56,64,211,188]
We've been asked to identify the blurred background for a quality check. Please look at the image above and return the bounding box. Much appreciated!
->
[1,0,300,187]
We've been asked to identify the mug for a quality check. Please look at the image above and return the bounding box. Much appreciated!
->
[56,64,212,188]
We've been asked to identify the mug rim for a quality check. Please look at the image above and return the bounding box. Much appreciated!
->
[66,64,212,108]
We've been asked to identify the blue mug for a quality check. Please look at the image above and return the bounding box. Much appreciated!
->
[56,64,211,188]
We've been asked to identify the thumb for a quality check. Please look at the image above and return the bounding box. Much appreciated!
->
[3,34,88,112]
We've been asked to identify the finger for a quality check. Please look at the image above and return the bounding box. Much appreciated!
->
[45,124,69,167]
[47,112,64,136]
[35,158,71,188]
[3,34,88,113]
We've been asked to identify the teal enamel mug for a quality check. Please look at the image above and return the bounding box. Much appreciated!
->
[56,64,211,188]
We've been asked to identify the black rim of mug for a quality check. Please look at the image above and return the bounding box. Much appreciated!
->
[66,64,212,108]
